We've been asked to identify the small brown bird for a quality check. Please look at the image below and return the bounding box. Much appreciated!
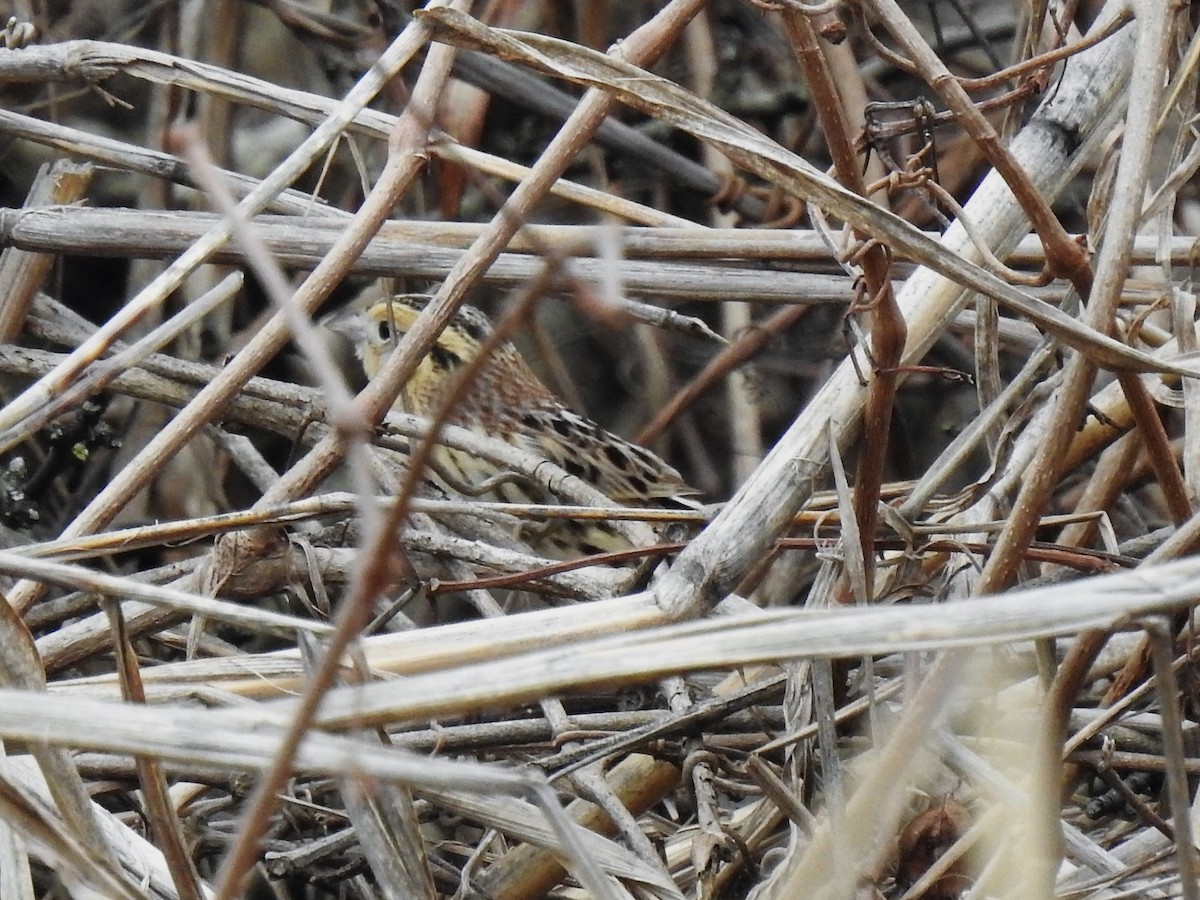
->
[354,294,697,558]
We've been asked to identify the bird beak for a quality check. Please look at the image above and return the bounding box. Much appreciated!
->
[322,308,364,343]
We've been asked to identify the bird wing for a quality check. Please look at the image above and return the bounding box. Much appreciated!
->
[516,407,698,504]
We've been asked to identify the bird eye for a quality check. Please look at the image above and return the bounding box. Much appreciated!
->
[377,319,392,341]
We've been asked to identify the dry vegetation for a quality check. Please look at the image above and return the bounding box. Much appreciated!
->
[0,0,1198,897]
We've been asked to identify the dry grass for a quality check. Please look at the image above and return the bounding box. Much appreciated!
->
[0,0,1196,897]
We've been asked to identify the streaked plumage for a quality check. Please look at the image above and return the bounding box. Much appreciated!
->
[354,294,695,557]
